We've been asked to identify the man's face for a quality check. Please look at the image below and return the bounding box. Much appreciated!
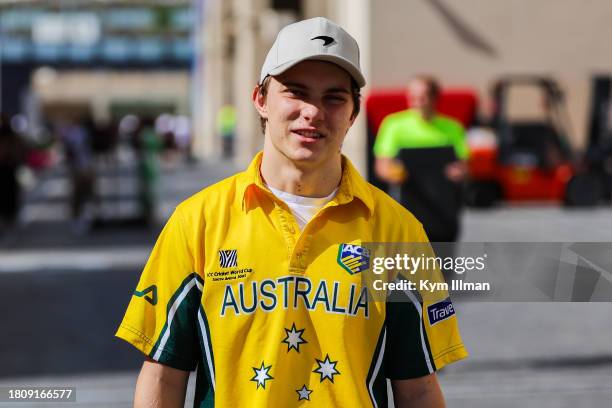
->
[254,60,356,168]
[408,79,435,112]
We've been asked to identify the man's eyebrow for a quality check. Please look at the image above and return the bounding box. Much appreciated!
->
[282,81,307,89]
[282,81,350,94]
[325,87,351,94]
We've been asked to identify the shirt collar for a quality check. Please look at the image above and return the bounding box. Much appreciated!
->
[237,151,374,214]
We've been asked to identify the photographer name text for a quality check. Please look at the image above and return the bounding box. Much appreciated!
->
[372,279,491,292]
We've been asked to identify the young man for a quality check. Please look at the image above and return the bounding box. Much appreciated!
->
[374,75,469,185]
[117,17,467,407]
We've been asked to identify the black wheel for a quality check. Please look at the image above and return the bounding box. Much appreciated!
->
[564,173,604,207]
[465,180,502,208]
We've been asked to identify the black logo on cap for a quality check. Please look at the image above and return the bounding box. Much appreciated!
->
[311,35,335,46]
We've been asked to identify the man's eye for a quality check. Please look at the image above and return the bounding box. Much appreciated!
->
[287,89,305,97]
[326,95,347,103]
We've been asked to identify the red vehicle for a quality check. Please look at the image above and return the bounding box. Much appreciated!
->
[466,76,578,206]
[366,76,593,207]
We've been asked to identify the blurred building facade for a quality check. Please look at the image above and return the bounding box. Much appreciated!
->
[2,1,612,172]
[196,0,612,172]
[0,1,192,135]
[367,0,612,151]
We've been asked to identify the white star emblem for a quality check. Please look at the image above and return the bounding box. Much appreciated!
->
[313,354,340,383]
[250,361,273,389]
[282,323,307,352]
[296,384,313,401]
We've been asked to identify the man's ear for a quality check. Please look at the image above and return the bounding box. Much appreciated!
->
[252,85,268,119]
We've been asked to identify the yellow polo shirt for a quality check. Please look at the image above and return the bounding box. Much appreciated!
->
[116,152,467,407]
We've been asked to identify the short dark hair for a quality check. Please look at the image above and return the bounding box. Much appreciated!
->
[256,75,362,134]
[412,74,441,100]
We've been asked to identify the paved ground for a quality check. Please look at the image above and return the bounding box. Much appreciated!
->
[461,205,612,242]
[1,158,612,407]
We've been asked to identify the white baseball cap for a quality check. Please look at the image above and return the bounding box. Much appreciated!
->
[259,17,366,87]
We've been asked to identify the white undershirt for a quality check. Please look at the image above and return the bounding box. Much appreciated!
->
[268,186,338,231]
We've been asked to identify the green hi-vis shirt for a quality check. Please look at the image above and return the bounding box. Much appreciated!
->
[116,152,468,407]
[217,105,236,137]
[373,109,469,160]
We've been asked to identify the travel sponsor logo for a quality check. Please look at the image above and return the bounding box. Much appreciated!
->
[219,249,238,268]
[133,285,158,305]
[337,244,370,274]
[427,297,455,325]
[220,277,369,318]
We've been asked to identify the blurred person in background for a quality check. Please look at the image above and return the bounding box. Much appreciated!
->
[132,117,161,224]
[89,117,118,162]
[117,18,466,408]
[172,115,192,158]
[373,75,469,185]
[57,117,95,233]
[0,114,26,230]
[217,104,236,159]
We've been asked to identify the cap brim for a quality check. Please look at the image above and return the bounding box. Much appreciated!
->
[264,54,366,88]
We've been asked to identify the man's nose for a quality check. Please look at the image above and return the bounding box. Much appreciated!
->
[301,100,324,122]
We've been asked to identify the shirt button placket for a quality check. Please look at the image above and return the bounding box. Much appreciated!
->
[276,205,302,272]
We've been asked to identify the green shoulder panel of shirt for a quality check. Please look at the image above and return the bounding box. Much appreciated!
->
[373,109,469,160]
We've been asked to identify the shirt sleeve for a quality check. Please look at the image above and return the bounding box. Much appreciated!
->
[373,115,401,158]
[115,208,203,371]
[384,224,468,379]
[450,121,470,161]
[384,293,468,379]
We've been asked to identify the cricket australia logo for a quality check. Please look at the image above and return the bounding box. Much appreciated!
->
[337,244,370,274]
[219,249,238,268]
